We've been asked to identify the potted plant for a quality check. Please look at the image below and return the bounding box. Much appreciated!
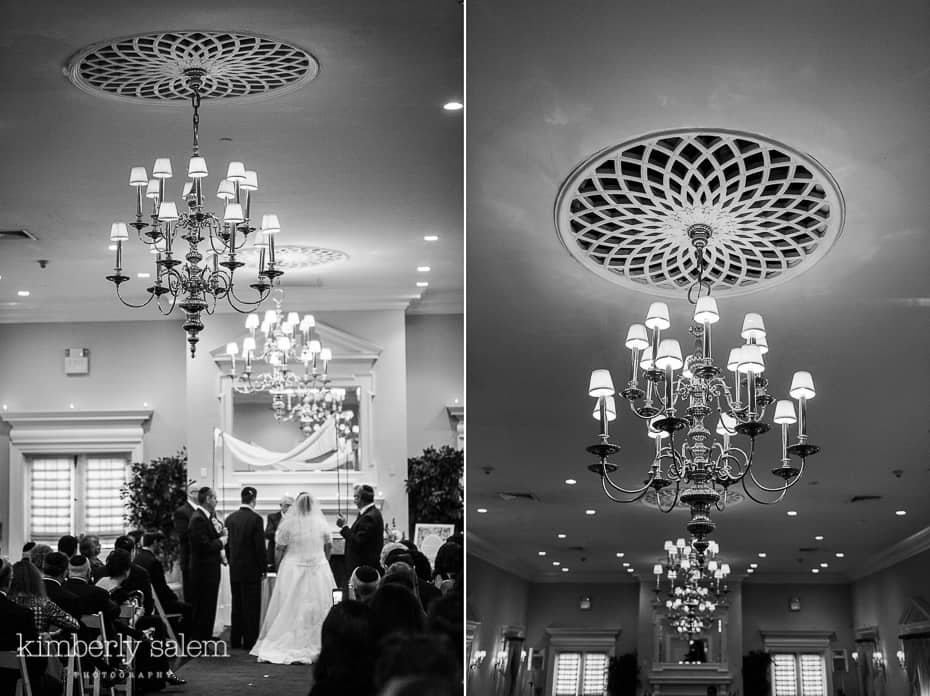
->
[405,445,464,536]
[607,652,640,696]
[120,448,189,569]
[742,650,772,696]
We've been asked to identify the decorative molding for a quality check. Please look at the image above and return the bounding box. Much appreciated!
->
[898,597,930,637]
[761,630,836,650]
[850,525,930,580]
[544,627,620,649]
[466,531,533,581]
[446,404,464,450]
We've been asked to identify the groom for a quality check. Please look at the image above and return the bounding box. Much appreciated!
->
[337,484,384,578]
[224,486,266,650]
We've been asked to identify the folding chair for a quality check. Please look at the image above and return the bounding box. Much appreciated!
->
[0,649,33,696]
[81,612,114,696]
[63,633,86,696]
[152,593,183,671]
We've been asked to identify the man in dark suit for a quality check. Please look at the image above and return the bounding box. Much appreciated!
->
[134,531,192,636]
[112,536,155,616]
[40,552,81,618]
[188,486,225,640]
[264,495,293,571]
[337,484,384,578]
[172,481,200,602]
[63,555,120,626]
[0,559,48,696]
[225,487,266,650]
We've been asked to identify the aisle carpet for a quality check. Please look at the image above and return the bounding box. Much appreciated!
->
[175,649,314,695]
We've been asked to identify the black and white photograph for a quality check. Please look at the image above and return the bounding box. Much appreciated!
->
[0,2,463,695]
[465,2,929,696]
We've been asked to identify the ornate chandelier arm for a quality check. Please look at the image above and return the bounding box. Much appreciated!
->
[155,289,179,316]
[743,457,806,495]
[226,282,271,312]
[654,480,681,513]
[115,285,157,309]
[600,472,654,503]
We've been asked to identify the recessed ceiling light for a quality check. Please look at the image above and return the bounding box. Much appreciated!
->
[68,403,75,409]
[17,290,29,297]
[443,100,464,111]
[142,402,149,408]
[626,568,634,573]
[137,272,151,279]
[814,535,824,541]
[621,562,629,567]
[416,281,429,288]
[758,553,767,558]
[616,552,624,558]
[476,508,488,514]
[787,510,798,517]
[423,235,439,241]
[417,266,431,272]
[108,244,117,251]
[747,568,754,573]
[552,561,560,566]
[557,533,566,539]
[895,510,907,516]
[811,568,820,574]
[820,562,828,568]
[561,567,570,572]
[538,551,546,556]
[565,478,577,485]
[750,563,758,568]
[835,552,845,558]
[585,509,596,515]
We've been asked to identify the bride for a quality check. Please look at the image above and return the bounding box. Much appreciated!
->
[251,491,336,664]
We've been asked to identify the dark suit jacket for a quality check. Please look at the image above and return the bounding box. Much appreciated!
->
[108,563,154,617]
[265,511,283,570]
[133,548,178,607]
[173,501,195,566]
[188,509,224,570]
[42,578,80,619]
[340,504,384,572]
[225,506,266,583]
[63,578,120,623]
[0,592,46,690]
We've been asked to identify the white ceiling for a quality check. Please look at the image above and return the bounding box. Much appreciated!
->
[0,1,463,322]
[466,0,930,583]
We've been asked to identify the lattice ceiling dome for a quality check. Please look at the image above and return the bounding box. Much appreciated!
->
[66,31,319,103]
[554,128,845,297]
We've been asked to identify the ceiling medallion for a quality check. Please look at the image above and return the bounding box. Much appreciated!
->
[239,245,350,271]
[555,128,844,297]
[67,31,318,104]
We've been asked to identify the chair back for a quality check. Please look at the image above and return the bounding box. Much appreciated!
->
[0,649,33,696]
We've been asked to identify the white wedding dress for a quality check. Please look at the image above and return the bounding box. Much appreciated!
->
[250,494,336,664]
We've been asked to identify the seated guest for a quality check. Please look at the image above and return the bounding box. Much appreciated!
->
[79,535,104,579]
[433,537,462,581]
[133,531,191,634]
[21,542,36,559]
[10,559,79,635]
[40,552,81,619]
[0,559,50,696]
[382,548,442,613]
[27,544,53,572]
[368,584,425,642]
[64,555,120,629]
[308,600,376,696]
[373,634,460,694]
[427,591,463,668]
[56,535,78,558]
[349,566,380,604]
[111,535,154,616]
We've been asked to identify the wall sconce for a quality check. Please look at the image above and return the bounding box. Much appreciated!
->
[470,649,487,670]
[871,651,885,669]
[851,651,858,663]
[494,649,509,672]
[896,649,906,670]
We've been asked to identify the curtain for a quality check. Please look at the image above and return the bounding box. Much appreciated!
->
[215,417,339,470]
[903,637,930,696]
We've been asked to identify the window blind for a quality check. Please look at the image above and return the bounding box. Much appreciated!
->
[773,653,799,696]
[799,654,826,696]
[554,652,581,696]
[29,457,73,540]
[84,457,127,536]
[581,652,608,695]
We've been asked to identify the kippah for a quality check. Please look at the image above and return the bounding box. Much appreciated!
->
[353,565,380,583]
[69,555,90,569]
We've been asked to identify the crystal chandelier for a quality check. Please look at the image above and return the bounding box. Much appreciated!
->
[653,538,730,636]
[106,68,283,357]
[585,230,820,541]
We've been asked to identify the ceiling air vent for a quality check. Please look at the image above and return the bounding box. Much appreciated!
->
[496,492,540,503]
[0,229,37,240]
[798,547,819,553]
[849,495,882,503]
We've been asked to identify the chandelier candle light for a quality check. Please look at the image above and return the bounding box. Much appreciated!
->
[585,230,820,544]
[653,538,730,636]
[107,68,284,356]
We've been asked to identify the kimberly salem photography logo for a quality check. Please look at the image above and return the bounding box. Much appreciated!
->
[18,636,229,660]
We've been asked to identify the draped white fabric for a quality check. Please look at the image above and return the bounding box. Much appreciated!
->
[215,417,339,470]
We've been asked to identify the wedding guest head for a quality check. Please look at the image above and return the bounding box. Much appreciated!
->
[127,529,144,546]
[374,634,459,693]
[57,535,79,557]
[187,481,200,501]
[383,563,418,594]
[349,566,380,603]
[68,555,92,581]
[353,483,375,510]
[10,559,46,598]
[21,541,36,559]
[378,676,459,696]
[434,541,462,582]
[142,531,165,553]
[43,552,70,581]
[369,584,425,640]
[241,486,258,506]
[409,550,432,583]
[29,543,53,570]
[198,486,217,512]
[311,600,376,695]
[79,534,101,560]
[279,495,294,515]
[103,548,133,581]
[380,542,408,570]
[114,535,136,556]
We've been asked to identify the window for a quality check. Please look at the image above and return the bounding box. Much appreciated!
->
[772,653,827,696]
[553,651,608,696]
[28,454,129,545]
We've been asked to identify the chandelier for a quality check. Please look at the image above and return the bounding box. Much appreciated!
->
[653,537,730,636]
[106,68,283,357]
[585,230,820,541]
